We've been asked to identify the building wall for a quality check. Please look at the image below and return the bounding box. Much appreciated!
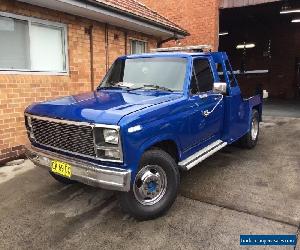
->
[0,0,158,164]
[140,0,220,50]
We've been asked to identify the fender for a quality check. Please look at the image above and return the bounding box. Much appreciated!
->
[240,95,262,138]
[248,95,263,121]
[129,133,181,178]
[245,94,263,134]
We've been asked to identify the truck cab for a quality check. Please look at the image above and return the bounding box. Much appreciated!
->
[25,46,262,220]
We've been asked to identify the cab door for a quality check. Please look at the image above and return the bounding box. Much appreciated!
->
[185,57,224,149]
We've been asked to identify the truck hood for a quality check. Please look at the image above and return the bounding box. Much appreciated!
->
[26,90,182,124]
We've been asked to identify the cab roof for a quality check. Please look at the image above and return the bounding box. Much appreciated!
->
[126,51,225,59]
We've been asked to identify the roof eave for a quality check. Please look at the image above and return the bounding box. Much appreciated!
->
[17,0,189,39]
[84,0,189,37]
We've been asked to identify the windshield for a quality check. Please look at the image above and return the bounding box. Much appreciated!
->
[100,57,187,91]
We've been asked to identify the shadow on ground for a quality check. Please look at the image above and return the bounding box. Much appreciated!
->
[180,116,300,226]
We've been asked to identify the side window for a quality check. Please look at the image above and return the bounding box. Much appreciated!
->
[225,61,237,87]
[217,63,226,82]
[190,59,214,94]
[102,59,124,85]
[217,61,236,87]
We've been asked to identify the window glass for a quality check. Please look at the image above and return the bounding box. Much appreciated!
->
[217,63,226,82]
[217,61,236,87]
[0,14,67,72]
[102,57,187,91]
[131,40,146,54]
[225,61,236,87]
[0,16,30,70]
[30,24,65,72]
[104,59,124,85]
[191,59,214,94]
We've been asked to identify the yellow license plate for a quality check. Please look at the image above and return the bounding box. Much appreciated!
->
[51,160,72,178]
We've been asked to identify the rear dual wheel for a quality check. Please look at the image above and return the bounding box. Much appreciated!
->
[240,109,260,149]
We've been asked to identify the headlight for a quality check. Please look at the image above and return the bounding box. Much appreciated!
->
[103,129,119,145]
[93,126,122,162]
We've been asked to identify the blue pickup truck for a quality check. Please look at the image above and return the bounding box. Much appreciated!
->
[25,47,262,220]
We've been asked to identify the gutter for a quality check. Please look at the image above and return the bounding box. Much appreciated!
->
[85,25,94,91]
[83,0,189,37]
[105,23,109,72]
[18,0,189,40]
[83,0,190,36]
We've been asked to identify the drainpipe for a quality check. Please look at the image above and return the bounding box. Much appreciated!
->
[86,25,94,91]
[105,23,109,72]
[125,31,128,55]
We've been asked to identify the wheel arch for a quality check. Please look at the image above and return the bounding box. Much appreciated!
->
[139,136,181,164]
[149,140,180,163]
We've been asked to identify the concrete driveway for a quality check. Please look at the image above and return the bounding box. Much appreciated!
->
[263,99,300,118]
[0,116,299,250]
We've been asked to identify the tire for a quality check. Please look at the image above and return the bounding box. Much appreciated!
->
[240,109,260,149]
[119,149,180,220]
[49,171,77,185]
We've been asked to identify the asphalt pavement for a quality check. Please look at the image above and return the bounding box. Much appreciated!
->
[0,116,299,250]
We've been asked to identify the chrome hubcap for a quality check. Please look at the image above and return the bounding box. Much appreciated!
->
[251,117,259,140]
[133,165,167,206]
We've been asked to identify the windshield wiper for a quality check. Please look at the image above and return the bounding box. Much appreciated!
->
[98,83,174,92]
[97,82,131,91]
[97,86,122,90]
[142,84,173,92]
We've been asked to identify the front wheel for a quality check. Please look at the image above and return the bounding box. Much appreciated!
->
[240,109,260,149]
[119,149,180,220]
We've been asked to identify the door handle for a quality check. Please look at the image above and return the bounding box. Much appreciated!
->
[202,94,224,117]
[202,110,209,117]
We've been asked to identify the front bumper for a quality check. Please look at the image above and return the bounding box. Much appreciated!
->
[25,145,131,192]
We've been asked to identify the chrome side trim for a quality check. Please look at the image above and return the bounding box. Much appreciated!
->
[178,140,227,170]
[25,145,131,192]
[24,113,123,163]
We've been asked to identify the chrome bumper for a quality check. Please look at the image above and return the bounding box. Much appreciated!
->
[25,145,131,192]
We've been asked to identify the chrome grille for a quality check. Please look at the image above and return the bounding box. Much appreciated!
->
[31,117,96,157]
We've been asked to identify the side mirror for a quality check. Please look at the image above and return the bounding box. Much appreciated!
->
[213,82,227,94]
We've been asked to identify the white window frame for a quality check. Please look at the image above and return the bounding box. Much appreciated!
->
[0,12,69,75]
[129,38,148,54]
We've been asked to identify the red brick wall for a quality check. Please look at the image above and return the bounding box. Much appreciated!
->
[0,0,158,164]
[140,0,220,50]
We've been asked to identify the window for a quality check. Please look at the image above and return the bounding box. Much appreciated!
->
[217,63,225,82]
[0,13,68,73]
[225,60,237,87]
[130,40,147,54]
[217,61,236,87]
[190,59,214,94]
[101,57,187,91]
